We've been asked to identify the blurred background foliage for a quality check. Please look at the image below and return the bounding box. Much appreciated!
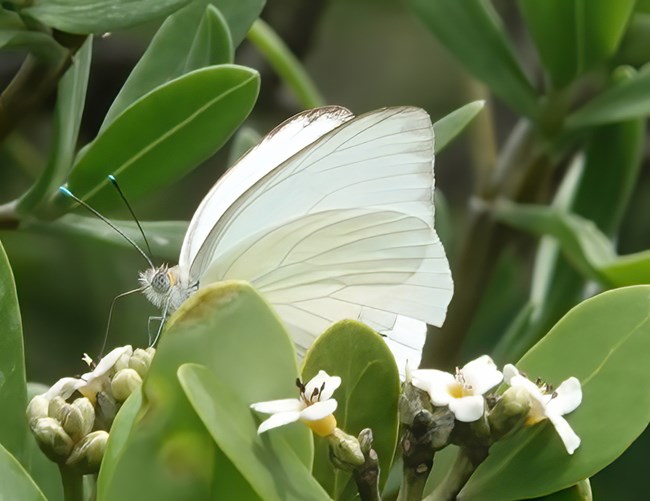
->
[1,0,649,498]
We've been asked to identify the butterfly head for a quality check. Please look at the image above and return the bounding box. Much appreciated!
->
[139,265,176,308]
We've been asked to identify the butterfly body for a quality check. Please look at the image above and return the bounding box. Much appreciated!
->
[139,106,453,371]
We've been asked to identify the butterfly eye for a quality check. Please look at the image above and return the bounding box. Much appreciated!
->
[150,271,171,293]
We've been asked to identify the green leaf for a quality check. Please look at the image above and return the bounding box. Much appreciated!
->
[17,38,92,216]
[433,101,485,154]
[96,390,142,497]
[184,4,234,71]
[178,363,330,501]
[59,65,259,214]
[302,320,400,499]
[617,13,650,66]
[0,30,66,61]
[600,250,650,287]
[566,65,650,127]
[0,240,29,462]
[0,443,46,501]
[409,0,538,118]
[459,286,650,500]
[101,0,264,128]
[519,0,635,88]
[21,0,191,35]
[493,200,615,283]
[101,282,312,500]
[24,214,188,263]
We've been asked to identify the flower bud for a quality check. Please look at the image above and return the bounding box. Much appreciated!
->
[327,428,365,471]
[61,398,95,442]
[488,386,531,441]
[48,396,68,421]
[32,417,74,461]
[358,428,373,455]
[26,396,49,423]
[128,348,154,379]
[111,368,142,402]
[66,430,109,473]
[399,381,433,426]
[113,349,132,373]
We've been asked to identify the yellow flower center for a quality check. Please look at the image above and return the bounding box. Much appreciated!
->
[448,381,473,399]
[303,414,337,437]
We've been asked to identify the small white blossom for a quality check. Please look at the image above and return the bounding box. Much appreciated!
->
[411,355,503,422]
[78,345,133,402]
[503,364,582,454]
[250,370,341,436]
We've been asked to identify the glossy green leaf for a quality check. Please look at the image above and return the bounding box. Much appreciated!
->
[0,240,29,461]
[60,65,259,214]
[409,0,538,118]
[566,65,650,127]
[101,282,312,500]
[102,0,264,127]
[184,4,234,71]
[24,215,187,263]
[519,0,634,87]
[0,443,46,501]
[433,100,485,154]
[618,13,650,66]
[0,30,66,61]
[459,286,650,500]
[21,0,190,35]
[178,363,330,501]
[18,38,92,216]
[96,390,142,497]
[302,320,400,499]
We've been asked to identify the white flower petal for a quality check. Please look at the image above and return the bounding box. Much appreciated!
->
[503,364,520,385]
[304,371,340,401]
[448,395,485,422]
[41,377,84,400]
[250,398,304,414]
[547,413,581,454]
[89,345,133,381]
[462,355,502,395]
[257,411,302,434]
[411,369,456,405]
[300,399,338,421]
[546,377,582,416]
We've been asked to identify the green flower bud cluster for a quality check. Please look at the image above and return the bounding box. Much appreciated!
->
[26,346,155,473]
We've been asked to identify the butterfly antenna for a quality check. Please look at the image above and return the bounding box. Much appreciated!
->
[58,186,154,269]
[99,287,142,358]
[107,175,153,258]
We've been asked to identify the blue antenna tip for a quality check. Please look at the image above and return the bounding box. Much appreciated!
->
[59,186,72,196]
[108,175,116,182]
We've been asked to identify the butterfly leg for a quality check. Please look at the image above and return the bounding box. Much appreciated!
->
[150,298,171,347]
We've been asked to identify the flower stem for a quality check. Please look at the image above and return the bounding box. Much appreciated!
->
[247,19,326,109]
[397,420,436,501]
[424,446,488,501]
[58,465,84,501]
[352,448,381,501]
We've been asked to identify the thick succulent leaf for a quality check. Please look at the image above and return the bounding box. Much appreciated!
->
[519,0,635,87]
[99,282,312,500]
[0,241,29,462]
[102,0,264,127]
[178,363,329,501]
[302,320,400,499]
[409,0,538,118]
[459,286,650,500]
[0,443,46,501]
[21,0,191,35]
[58,65,258,214]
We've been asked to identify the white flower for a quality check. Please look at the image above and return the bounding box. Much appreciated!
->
[411,355,503,422]
[250,370,341,437]
[78,345,133,402]
[503,364,582,454]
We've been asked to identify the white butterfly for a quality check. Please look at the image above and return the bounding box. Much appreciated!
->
[139,106,453,371]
